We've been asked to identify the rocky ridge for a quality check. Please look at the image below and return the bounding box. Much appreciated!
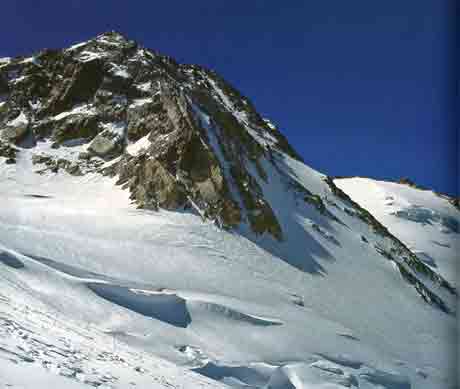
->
[0,31,296,237]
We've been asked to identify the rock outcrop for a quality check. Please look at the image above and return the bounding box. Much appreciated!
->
[1,111,29,142]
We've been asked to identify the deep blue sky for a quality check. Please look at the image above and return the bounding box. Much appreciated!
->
[2,1,456,195]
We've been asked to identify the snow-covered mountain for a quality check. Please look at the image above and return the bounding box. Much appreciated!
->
[335,177,458,288]
[0,32,457,389]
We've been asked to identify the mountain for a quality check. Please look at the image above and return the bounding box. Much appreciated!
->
[0,32,457,389]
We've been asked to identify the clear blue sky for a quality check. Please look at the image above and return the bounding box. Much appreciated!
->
[2,1,456,195]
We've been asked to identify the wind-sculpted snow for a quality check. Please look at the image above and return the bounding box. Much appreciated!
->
[359,368,411,389]
[16,251,283,329]
[87,284,192,328]
[0,251,25,269]
[186,300,283,327]
[392,205,458,233]
[192,358,412,389]
[193,362,277,388]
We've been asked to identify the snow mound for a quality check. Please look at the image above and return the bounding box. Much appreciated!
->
[51,103,97,121]
[100,121,126,139]
[359,368,410,389]
[126,134,151,155]
[186,300,283,327]
[392,205,458,233]
[0,250,25,269]
[6,111,29,127]
[193,362,269,387]
[88,283,192,328]
[8,250,282,330]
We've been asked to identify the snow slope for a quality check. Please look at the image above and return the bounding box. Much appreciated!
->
[0,143,456,389]
[335,177,458,287]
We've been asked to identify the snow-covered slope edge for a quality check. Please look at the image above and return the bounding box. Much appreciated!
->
[335,177,459,287]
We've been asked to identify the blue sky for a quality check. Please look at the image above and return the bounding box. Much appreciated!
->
[2,1,456,195]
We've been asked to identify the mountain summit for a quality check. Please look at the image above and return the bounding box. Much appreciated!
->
[1,30,303,239]
[0,33,457,389]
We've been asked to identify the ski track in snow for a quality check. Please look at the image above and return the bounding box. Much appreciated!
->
[0,291,226,389]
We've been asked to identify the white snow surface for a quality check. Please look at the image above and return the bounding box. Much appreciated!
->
[109,63,131,79]
[335,177,459,286]
[6,111,28,127]
[263,118,277,131]
[66,41,89,52]
[28,99,42,111]
[126,134,151,156]
[100,121,126,138]
[51,104,98,121]
[9,75,29,85]
[19,56,39,65]
[77,50,109,63]
[129,97,153,108]
[0,57,11,69]
[0,147,456,388]
[135,81,152,92]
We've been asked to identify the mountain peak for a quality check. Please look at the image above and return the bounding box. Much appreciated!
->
[0,34,293,239]
[97,30,127,39]
[0,32,455,314]
[93,30,132,44]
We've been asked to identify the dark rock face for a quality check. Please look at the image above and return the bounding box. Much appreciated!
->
[0,139,18,163]
[53,114,101,144]
[0,31,288,236]
[1,117,29,143]
[46,59,105,115]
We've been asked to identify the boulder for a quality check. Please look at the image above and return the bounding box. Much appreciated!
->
[1,112,29,143]
[88,122,125,157]
[66,163,83,176]
[32,154,53,165]
[0,140,17,163]
[133,158,187,210]
[52,114,101,144]
[88,131,119,157]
